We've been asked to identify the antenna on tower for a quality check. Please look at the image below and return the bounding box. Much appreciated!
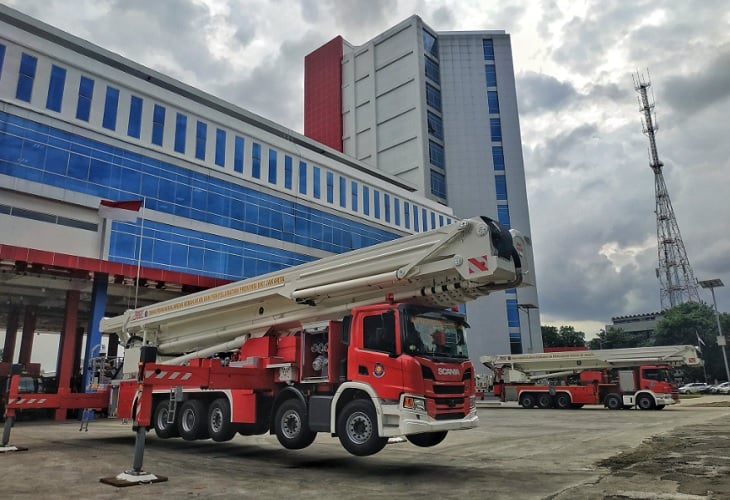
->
[633,70,701,310]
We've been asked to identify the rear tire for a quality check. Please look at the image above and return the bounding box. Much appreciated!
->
[153,400,179,439]
[537,393,553,409]
[208,398,237,442]
[554,393,571,410]
[406,431,448,448]
[274,399,317,450]
[337,399,388,456]
[178,399,210,441]
[605,394,622,410]
[519,393,536,409]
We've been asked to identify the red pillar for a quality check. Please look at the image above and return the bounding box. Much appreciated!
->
[55,290,80,421]
[2,306,20,363]
[18,306,37,365]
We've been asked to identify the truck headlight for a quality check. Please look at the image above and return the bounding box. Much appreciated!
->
[403,396,426,412]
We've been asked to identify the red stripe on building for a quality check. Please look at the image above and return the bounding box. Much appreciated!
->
[304,36,343,152]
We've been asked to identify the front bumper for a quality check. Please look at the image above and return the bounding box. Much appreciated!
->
[378,396,479,437]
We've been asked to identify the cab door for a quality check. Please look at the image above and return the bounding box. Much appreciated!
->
[348,310,404,400]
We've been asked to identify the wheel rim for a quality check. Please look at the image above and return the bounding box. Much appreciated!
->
[346,411,373,444]
[210,407,223,433]
[281,409,301,439]
[156,408,169,429]
[181,408,195,432]
[638,397,651,409]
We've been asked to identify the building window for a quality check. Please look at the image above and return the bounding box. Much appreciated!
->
[430,170,447,199]
[234,136,244,173]
[373,189,380,219]
[339,176,346,207]
[439,214,444,227]
[394,198,401,226]
[16,53,37,102]
[215,128,226,167]
[492,146,505,171]
[363,186,370,216]
[102,86,120,131]
[423,30,439,59]
[404,202,411,230]
[299,161,307,194]
[195,121,207,160]
[252,142,261,178]
[422,208,428,231]
[495,175,508,200]
[351,181,358,211]
[424,56,440,84]
[485,65,497,87]
[284,155,293,189]
[76,76,94,121]
[45,65,66,112]
[483,39,495,61]
[431,212,436,230]
[488,90,500,114]
[426,83,441,111]
[427,111,443,140]
[413,204,419,232]
[497,205,511,228]
[490,118,502,142]
[152,104,166,146]
[127,95,143,138]
[326,171,334,203]
[0,44,5,78]
[506,298,520,327]
[384,193,391,223]
[313,166,321,199]
[268,149,277,184]
[429,140,445,169]
[174,113,187,154]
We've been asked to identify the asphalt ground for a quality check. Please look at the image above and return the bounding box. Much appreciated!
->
[1,396,729,499]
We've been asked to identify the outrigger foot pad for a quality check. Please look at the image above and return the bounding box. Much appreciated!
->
[0,445,28,453]
[100,470,168,487]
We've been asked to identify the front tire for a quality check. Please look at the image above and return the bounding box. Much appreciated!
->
[274,399,316,450]
[152,400,179,439]
[337,400,388,456]
[406,431,448,448]
[636,394,655,410]
[178,400,210,441]
[208,398,237,442]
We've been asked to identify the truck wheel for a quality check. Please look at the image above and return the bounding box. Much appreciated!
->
[636,394,655,410]
[337,399,388,456]
[178,400,210,440]
[604,394,622,410]
[208,398,237,442]
[274,399,316,450]
[153,400,179,439]
[554,393,571,410]
[519,393,536,409]
[654,405,665,411]
[537,393,553,409]
[406,431,448,447]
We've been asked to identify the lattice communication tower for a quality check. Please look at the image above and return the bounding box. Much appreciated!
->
[633,71,700,310]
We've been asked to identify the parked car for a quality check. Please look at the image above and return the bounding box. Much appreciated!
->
[710,382,730,394]
[678,382,711,394]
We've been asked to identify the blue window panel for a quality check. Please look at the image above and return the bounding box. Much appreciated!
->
[427,111,443,140]
[485,65,497,87]
[195,121,207,160]
[16,53,38,102]
[488,90,500,114]
[506,298,520,327]
[497,205,511,228]
[362,186,369,215]
[234,136,244,173]
[174,113,187,153]
[373,189,380,219]
[0,44,5,78]
[424,56,440,84]
[339,176,346,207]
[490,118,502,142]
[495,175,508,200]
[351,181,358,211]
[430,170,446,199]
[394,197,400,226]
[412,204,419,231]
[127,95,143,138]
[312,166,321,199]
[284,155,293,189]
[67,153,90,180]
[152,104,166,146]
[215,128,226,167]
[422,208,428,231]
[483,39,495,61]
[76,76,94,121]
[426,83,441,111]
[492,146,505,171]
[298,161,307,194]
[252,142,261,178]
[431,211,436,230]
[383,193,390,223]
[268,149,277,183]
[326,171,334,203]
[423,30,439,58]
[439,215,444,227]
[45,65,66,112]
[403,201,410,229]
[429,140,445,169]
[102,86,120,130]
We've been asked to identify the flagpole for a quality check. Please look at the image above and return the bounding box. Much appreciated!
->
[134,197,146,309]
[696,329,708,383]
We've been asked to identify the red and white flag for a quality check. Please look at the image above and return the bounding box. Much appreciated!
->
[98,199,143,222]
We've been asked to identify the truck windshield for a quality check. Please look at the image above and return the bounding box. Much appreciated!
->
[402,311,469,360]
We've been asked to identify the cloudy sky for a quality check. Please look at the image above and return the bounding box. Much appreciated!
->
[7,0,730,338]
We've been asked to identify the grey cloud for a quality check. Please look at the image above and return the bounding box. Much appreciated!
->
[661,48,730,116]
[430,6,455,29]
[517,71,577,114]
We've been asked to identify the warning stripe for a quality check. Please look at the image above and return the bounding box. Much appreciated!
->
[468,256,489,274]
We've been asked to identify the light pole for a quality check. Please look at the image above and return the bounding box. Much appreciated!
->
[517,303,538,354]
[699,279,729,382]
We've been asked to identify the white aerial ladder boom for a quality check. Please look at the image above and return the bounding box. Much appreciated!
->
[481,345,702,383]
[101,216,531,363]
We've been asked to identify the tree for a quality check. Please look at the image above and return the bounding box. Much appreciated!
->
[588,326,645,350]
[541,326,560,348]
[541,325,586,348]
